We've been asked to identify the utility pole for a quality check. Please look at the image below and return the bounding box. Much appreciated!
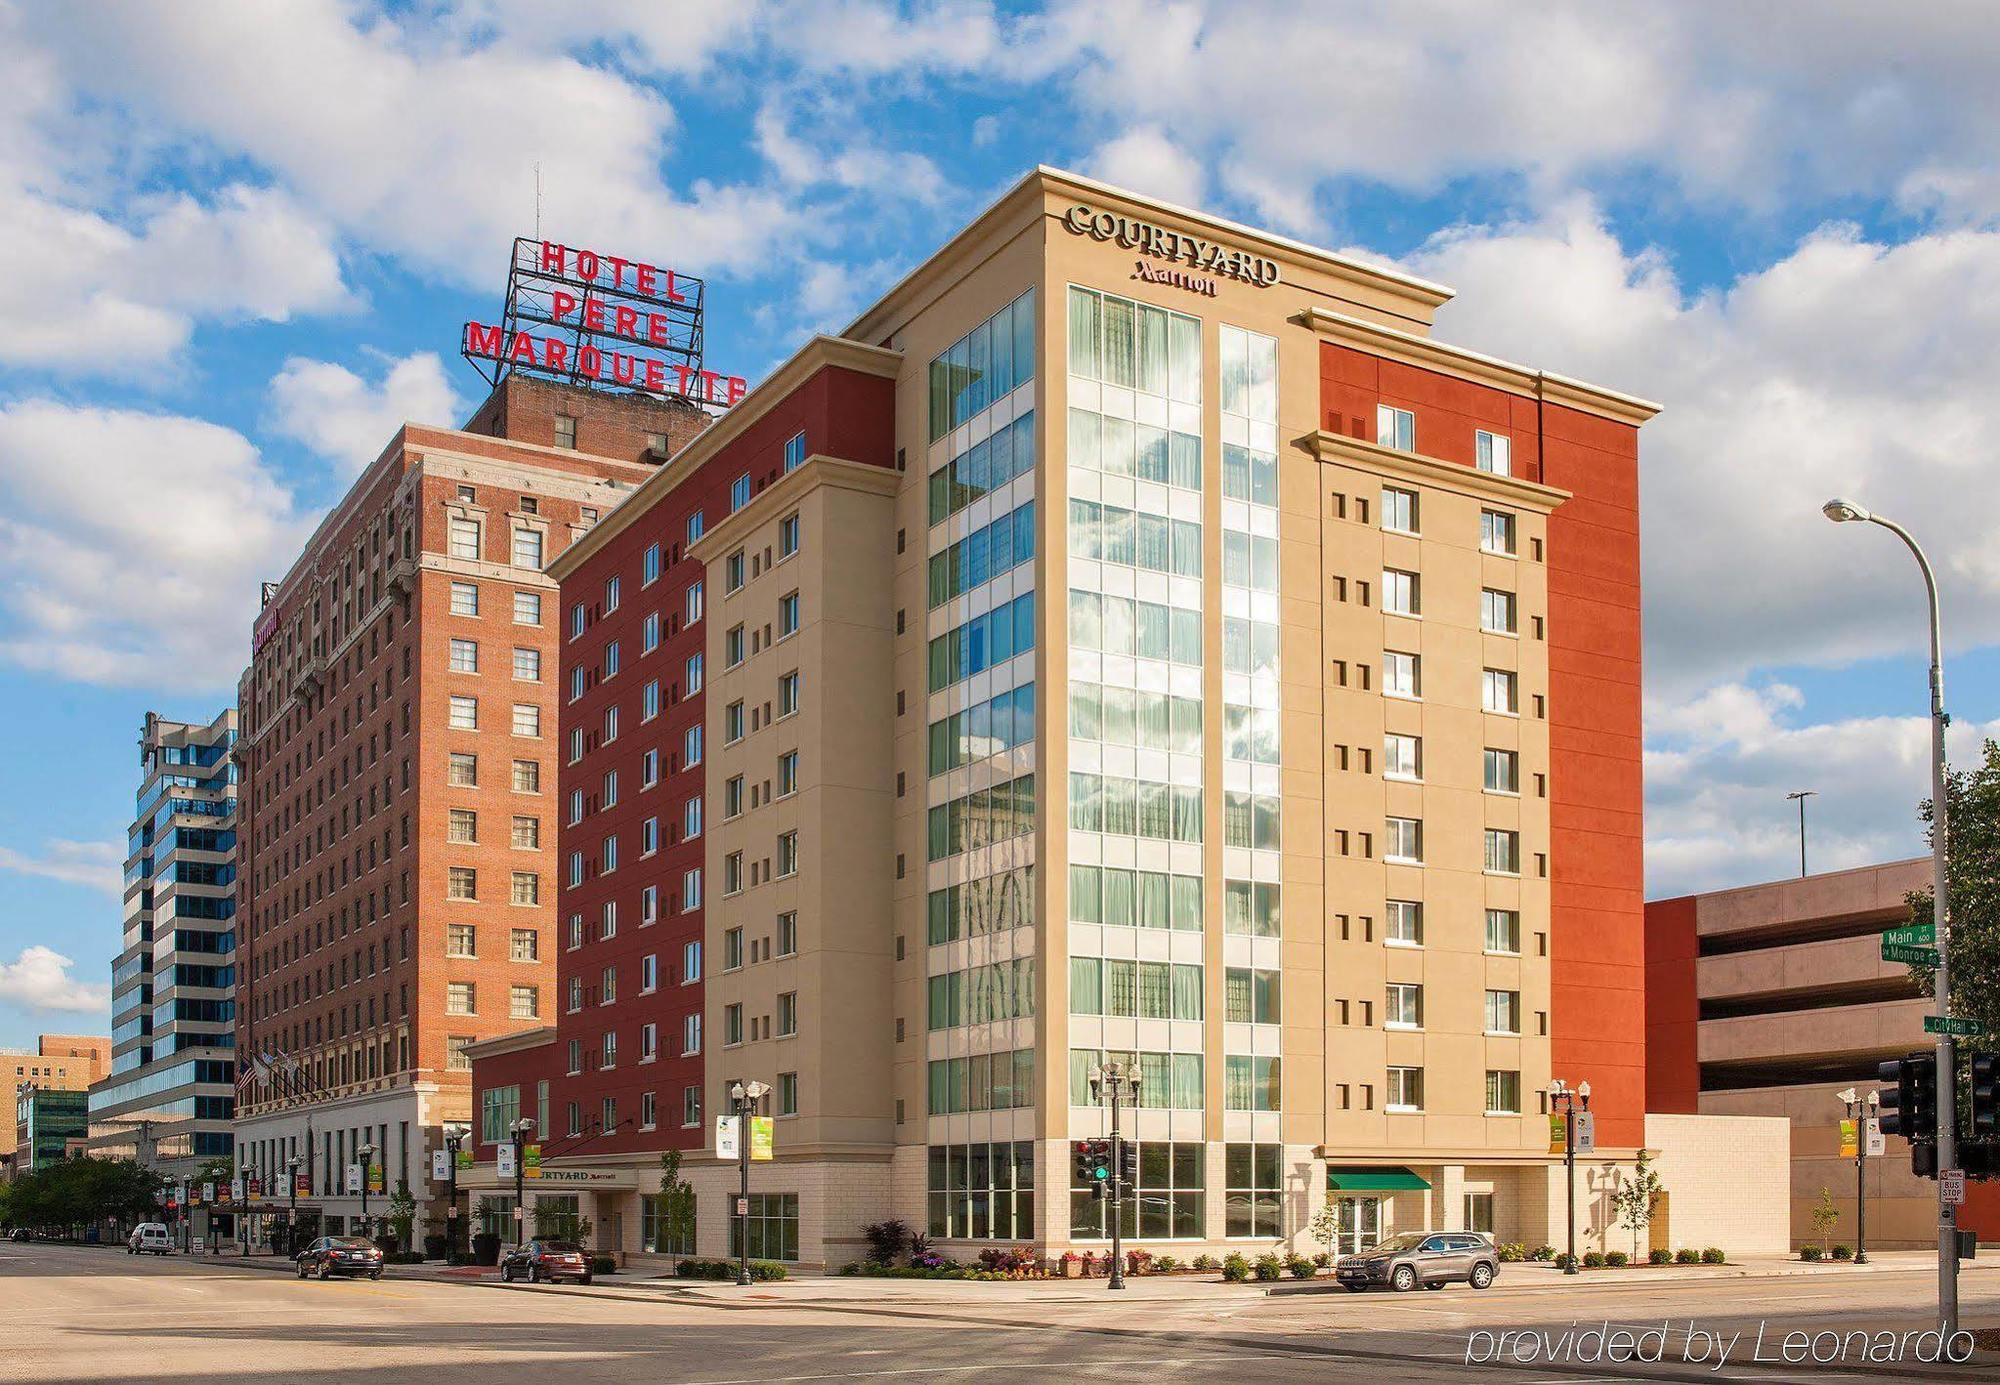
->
[509,1118,535,1248]
[730,1081,769,1286]
[1786,790,1816,877]
[1089,1062,1142,1291]
[444,1129,464,1260]
[1551,1079,1591,1273]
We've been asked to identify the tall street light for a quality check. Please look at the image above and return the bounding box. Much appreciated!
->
[1550,1078,1590,1274]
[510,1118,536,1248]
[1786,790,1817,877]
[730,1080,770,1286]
[1837,1087,1878,1265]
[1823,497,1956,1334]
[285,1156,300,1257]
[358,1142,376,1241]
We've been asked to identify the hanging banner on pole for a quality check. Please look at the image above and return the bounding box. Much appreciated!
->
[1548,1114,1567,1155]
[1575,1111,1596,1154]
[716,1115,740,1162]
[497,1143,516,1180]
[1865,1116,1886,1157]
[750,1116,774,1162]
[1839,1119,1859,1159]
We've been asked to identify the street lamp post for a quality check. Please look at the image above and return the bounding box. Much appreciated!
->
[443,1128,465,1260]
[510,1118,536,1248]
[285,1157,300,1257]
[730,1081,770,1286]
[1550,1079,1591,1274]
[1088,1063,1143,1290]
[358,1142,376,1241]
[1823,497,1956,1335]
[1786,790,1817,878]
[1838,1087,1877,1266]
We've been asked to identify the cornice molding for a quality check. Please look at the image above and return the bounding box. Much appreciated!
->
[1309,430,1572,514]
[688,454,901,563]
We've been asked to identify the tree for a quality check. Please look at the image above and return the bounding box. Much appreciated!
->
[1308,1199,1341,1254]
[655,1149,696,1256]
[387,1184,417,1252]
[1609,1150,1665,1258]
[1810,1187,1840,1254]
[1904,739,2000,1037]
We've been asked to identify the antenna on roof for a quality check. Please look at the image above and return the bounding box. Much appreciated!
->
[534,161,542,240]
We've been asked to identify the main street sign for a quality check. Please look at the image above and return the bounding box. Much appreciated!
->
[1884,922,1937,947]
[1925,1015,1984,1037]
[1884,942,1942,966]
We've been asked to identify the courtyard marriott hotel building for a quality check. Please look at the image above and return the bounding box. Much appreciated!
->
[467,167,1660,1267]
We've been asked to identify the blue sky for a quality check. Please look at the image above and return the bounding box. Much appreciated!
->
[5,1,2000,1047]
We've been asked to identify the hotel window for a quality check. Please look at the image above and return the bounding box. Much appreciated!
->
[726,624,745,667]
[683,797,702,840]
[1476,430,1511,476]
[1484,829,1521,875]
[777,1072,798,1117]
[730,473,753,511]
[511,871,541,905]
[1485,989,1521,1035]
[777,912,797,957]
[601,835,619,873]
[641,884,659,922]
[1481,588,1517,635]
[554,414,576,449]
[639,1091,658,1132]
[602,1032,617,1068]
[1377,404,1415,451]
[1381,486,1418,535]
[1383,733,1422,781]
[682,940,702,983]
[1224,967,1281,1025]
[778,513,800,558]
[512,758,539,792]
[725,550,745,593]
[685,652,704,694]
[778,591,799,638]
[643,542,662,585]
[777,991,797,1037]
[568,851,584,886]
[777,750,798,797]
[776,832,798,877]
[1381,568,1419,616]
[1385,983,1423,1030]
[512,527,543,571]
[510,928,539,962]
[1481,509,1517,555]
[601,965,617,1005]
[570,603,586,639]
[682,869,702,910]
[640,1022,657,1061]
[724,927,744,971]
[1486,1070,1522,1115]
[1482,668,1519,714]
[933,287,1037,442]
[1224,1055,1281,1112]
[448,808,477,844]
[641,816,658,855]
[450,582,479,616]
[1486,908,1521,954]
[724,1003,744,1046]
[1223,880,1280,938]
[447,982,476,1016]
[449,517,481,560]
[683,1085,702,1126]
[783,430,806,472]
[513,590,542,625]
[725,701,745,743]
[447,923,476,957]
[683,724,703,767]
[1383,650,1419,699]
[448,867,477,900]
[1385,899,1423,946]
[511,704,540,738]
[1384,816,1423,863]
[686,510,705,544]
[685,580,704,625]
[568,978,584,1016]
[640,954,658,994]
[448,695,478,730]
[604,576,620,613]
[449,639,479,673]
[642,681,660,721]
[605,642,621,679]
[778,671,799,716]
[447,1036,473,1071]
[724,775,744,818]
[1484,748,1519,793]
[1387,1066,1425,1112]
[510,985,539,1020]
[1225,1143,1283,1239]
[683,1014,702,1055]
[1222,791,1280,851]
[512,647,541,682]
[642,614,660,654]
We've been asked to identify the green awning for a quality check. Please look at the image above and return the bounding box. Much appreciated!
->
[1327,1166,1430,1192]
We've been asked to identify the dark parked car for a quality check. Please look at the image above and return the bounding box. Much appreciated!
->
[1336,1232,1498,1292]
[499,1238,592,1284]
[295,1235,384,1281]
[7,1228,29,1243]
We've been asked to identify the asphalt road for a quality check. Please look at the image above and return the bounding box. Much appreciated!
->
[5,1243,2000,1383]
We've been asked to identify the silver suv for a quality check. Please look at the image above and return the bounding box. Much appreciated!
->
[1336,1232,1499,1292]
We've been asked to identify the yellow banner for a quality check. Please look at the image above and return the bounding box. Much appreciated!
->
[1549,1113,1567,1155]
[750,1116,774,1162]
[1838,1119,1858,1159]
[524,1143,543,1179]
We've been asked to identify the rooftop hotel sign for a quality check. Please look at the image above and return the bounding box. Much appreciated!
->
[1061,204,1281,292]
[463,237,747,407]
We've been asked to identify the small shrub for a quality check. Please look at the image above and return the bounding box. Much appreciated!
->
[1221,1253,1250,1282]
[1582,1251,1606,1269]
[671,1257,787,1281]
[863,1220,911,1266]
[590,1256,616,1276]
[839,1262,859,1276]
[1553,1253,1577,1271]
[1497,1242,1526,1263]
[1312,1252,1332,1268]
[1648,1248,1672,1265]
[1191,1254,1220,1272]
[1799,1245,1822,1262]
[1252,1254,1284,1283]
[1287,1255,1316,1280]
[1126,1249,1153,1276]
[1605,1251,1629,1267]
[1152,1255,1180,1273]
[1831,1245,1852,1261]
[1701,1247,1725,1265]
[1675,1248,1700,1265]
[1530,1244,1556,1262]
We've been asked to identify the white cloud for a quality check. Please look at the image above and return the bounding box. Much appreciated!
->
[0,839,122,896]
[267,351,464,474]
[0,945,109,1014]
[0,400,312,690]
[1084,126,1206,209]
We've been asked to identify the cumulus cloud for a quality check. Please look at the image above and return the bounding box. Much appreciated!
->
[267,351,464,474]
[0,840,123,896]
[0,945,110,1014]
[1084,126,1206,209]
[0,400,312,690]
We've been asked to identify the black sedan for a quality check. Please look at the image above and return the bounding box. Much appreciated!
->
[295,1235,384,1281]
[499,1238,592,1284]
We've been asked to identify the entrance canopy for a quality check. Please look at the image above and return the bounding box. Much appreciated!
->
[1326,1166,1430,1192]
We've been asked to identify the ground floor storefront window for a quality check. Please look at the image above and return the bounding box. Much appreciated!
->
[1224,1143,1282,1238]
[1334,1196,1381,1256]
[641,1193,696,1255]
[1071,1141,1202,1239]
[1464,1191,1494,1235]
[476,1196,517,1240]
[729,1192,798,1261]
[927,1141,1034,1239]
[532,1194,582,1240]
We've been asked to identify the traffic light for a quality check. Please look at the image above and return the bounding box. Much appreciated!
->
[1117,1137,1137,1191]
[1073,1139,1113,1198]
[1969,1052,2000,1141]
[1878,1052,1940,1179]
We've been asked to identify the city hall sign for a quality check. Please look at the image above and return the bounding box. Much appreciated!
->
[1061,204,1282,292]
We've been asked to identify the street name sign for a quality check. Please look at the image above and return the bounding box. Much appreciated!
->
[1884,922,1937,947]
[1883,942,1941,966]
[1925,1015,1984,1037]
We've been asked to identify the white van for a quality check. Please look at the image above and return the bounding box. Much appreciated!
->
[128,1223,174,1255]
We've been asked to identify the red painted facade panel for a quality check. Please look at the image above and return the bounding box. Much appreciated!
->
[1643,896,1701,1116]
